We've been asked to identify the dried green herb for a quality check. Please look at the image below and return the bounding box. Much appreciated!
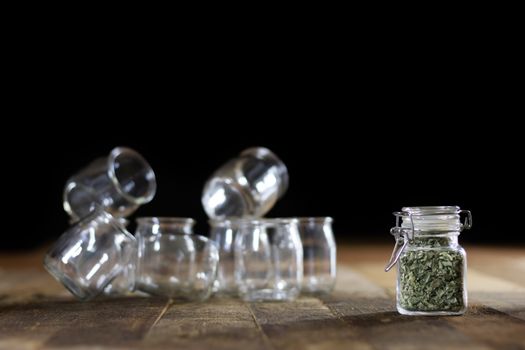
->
[398,241,464,312]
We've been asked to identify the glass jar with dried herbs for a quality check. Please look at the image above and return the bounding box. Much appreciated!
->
[385,206,472,316]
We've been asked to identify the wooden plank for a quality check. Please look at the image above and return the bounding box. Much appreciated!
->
[0,269,68,305]
[470,292,525,321]
[345,259,525,321]
[334,266,390,298]
[0,297,167,349]
[447,303,525,350]
[0,245,524,350]
[142,297,272,350]
[321,265,492,350]
[248,297,370,350]
[325,265,525,350]
[465,246,525,288]
[320,293,493,350]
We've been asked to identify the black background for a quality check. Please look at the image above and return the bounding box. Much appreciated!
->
[1,35,522,250]
[2,111,521,250]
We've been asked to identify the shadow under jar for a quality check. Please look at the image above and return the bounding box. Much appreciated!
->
[63,147,157,222]
[298,217,336,294]
[44,208,137,301]
[202,147,289,219]
[235,218,303,302]
[135,218,218,301]
[385,206,472,316]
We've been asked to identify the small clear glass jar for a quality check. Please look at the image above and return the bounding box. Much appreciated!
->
[135,217,218,301]
[385,206,472,316]
[63,147,157,222]
[209,218,241,295]
[44,208,137,301]
[234,218,303,302]
[298,217,336,294]
[202,147,289,219]
[103,218,137,296]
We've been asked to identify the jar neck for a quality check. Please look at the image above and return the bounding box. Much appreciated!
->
[405,233,459,248]
[136,217,195,235]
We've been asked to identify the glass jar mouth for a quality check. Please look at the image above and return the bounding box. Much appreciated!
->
[393,206,471,234]
[240,147,289,198]
[137,217,196,226]
[107,147,157,205]
[400,206,461,216]
[208,217,257,227]
[261,218,299,226]
[294,217,333,224]
[211,217,299,227]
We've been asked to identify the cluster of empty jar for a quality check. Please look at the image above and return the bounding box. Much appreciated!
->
[45,147,336,302]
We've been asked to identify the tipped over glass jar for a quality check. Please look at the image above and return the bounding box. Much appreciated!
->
[385,206,472,316]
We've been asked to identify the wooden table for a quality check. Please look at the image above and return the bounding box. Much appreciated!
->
[1,244,524,349]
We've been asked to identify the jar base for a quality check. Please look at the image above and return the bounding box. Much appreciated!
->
[240,289,300,302]
[397,304,466,316]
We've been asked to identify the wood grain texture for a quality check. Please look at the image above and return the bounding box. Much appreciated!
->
[0,245,524,350]
[143,297,272,350]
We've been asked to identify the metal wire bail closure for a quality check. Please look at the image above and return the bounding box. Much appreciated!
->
[384,207,472,272]
[384,212,414,272]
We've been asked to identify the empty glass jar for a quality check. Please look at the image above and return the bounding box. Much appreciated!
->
[103,218,137,296]
[385,206,472,316]
[298,217,336,294]
[135,217,218,301]
[63,147,157,222]
[209,218,241,295]
[44,208,137,300]
[235,218,303,301]
[202,147,289,219]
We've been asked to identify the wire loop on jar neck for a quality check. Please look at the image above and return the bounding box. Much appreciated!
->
[384,206,472,272]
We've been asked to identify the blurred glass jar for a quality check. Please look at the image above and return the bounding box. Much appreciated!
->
[209,218,241,295]
[44,208,137,301]
[202,147,289,219]
[235,218,303,301]
[298,217,336,294]
[135,217,218,301]
[103,218,137,296]
[63,147,157,222]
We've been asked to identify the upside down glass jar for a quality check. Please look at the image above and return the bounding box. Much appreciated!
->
[385,206,472,316]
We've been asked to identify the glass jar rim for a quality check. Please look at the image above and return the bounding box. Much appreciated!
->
[400,206,460,216]
[107,147,157,205]
[137,217,196,226]
[209,217,299,227]
[294,217,333,224]
[393,205,471,233]
[240,147,289,198]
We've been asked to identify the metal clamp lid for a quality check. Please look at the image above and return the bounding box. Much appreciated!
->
[384,208,473,272]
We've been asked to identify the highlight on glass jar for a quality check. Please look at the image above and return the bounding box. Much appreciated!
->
[201,147,289,219]
[63,147,157,222]
[297,217,336,294]
[209,218,242,295]
[234,218,303,302]
[44,208,137,301]
[135,218,218,301]
[384,206,472,316]
[103,218,137,296]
